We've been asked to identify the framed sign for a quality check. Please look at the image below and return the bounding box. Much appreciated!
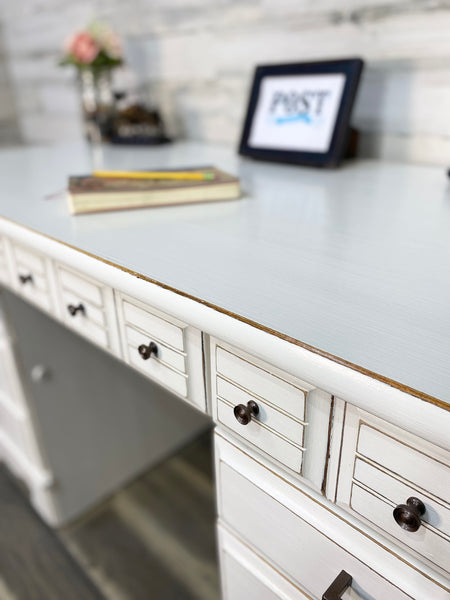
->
[239,58,364,167]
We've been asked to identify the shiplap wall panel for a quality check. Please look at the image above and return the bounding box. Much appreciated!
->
[1,0,449,162]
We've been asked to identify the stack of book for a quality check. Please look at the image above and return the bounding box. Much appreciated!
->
[67,168,241,215]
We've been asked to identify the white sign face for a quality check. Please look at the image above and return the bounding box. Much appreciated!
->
[248,73,346,153]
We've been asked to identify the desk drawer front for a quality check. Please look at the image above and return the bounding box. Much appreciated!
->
[217,397,304,472]
[218,525,310,600]
[215,434,428,600]
[337,405,450,573]
[0,237,10,285]
[58,267,103,306]
[13,244,45,275]
[116,293,206,407]
[11,243,53,313]
[56,265,119,354]
[125,325,186,373]
[212,341,310,473]
[215,346,309,421]
[127,345,188,398]
[122,300,185,352]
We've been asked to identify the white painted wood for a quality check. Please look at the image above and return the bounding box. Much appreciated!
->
[337,405,450,506]
[125,325,186,373]
[350,483,449,574]
[126,343,188,399]
[0,288,210,525]
[336,404,450,573]
[357,425,449,503]
[325,398,346,502]
[0,394,40,463]
[301,388,333,493]
[60,289,106,328]
[0,236,11,286]
[57,265,103,306]
[183,325,207,413]
[0,336,26,412]
[115,291,206,411]
[214,343,309,421]
[12,243,45,274]
[215,432,448,599]
[0,260,10,287]
[217,399,304,473]
[218,524,310,600]
[0,143,448,404]
[0,432,53,490]
[8,241,55,314]
[0,217,447,451]
[217,377,305,443]
[55,262,121,357]
[121,296,185,351]
[353,459,450,539]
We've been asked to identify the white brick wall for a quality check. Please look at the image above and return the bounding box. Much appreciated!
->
[0,0,449,163]
[0,26,20,145]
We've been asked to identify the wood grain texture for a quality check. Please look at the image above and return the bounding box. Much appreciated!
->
[0,142,448,405]
[0,433,219,600]
[59,433,219,600]
[0,464,105,600]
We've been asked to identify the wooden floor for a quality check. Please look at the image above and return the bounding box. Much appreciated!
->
[0,433,220,600]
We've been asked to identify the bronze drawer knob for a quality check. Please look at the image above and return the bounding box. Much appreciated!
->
[233,400,259,425]
[19,274,33,285]
[67,303,85,317]
[393,497,426,532]
[322,570,352,600]
[138,341,158,360]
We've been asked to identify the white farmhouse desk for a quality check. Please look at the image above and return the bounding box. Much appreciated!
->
[0,141,448,600]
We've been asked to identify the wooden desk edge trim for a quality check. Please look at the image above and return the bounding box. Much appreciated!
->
[0,216,448,431]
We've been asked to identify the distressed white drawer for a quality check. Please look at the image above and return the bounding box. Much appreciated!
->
[127,345,188,398]
[218,525,310,600]
[216,396,304,473]
[116,293,205,410]
[55,264,120,355]
[211,340,312,473]
[216,433,448,600]
[336,405,450,574]
[0,395,39,464]
[214,344,312,421]
[121,300,184,351]
[125,325,186,373]
[11,243,54,313]
[0,260,10,286]
[0,236,11,285]
[13,244,46,274]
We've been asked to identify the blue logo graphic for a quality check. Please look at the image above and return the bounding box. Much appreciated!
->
[269,90,330,126]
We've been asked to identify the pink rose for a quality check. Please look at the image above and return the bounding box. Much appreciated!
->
[66,31,99,64]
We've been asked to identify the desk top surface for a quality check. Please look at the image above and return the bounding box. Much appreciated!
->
[0,141,449,404]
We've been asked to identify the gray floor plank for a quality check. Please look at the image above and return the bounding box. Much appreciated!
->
[0,433,219,600]
[0,465,105,600]
[59,432,220,600]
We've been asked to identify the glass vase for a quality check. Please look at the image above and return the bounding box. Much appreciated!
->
[78,68,115,142]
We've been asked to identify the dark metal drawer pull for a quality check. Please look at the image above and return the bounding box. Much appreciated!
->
[322,570,352,600]
[233,400,259,425]
[19,274,33,285]
[67,303,85,317]
[138,341,158,360]
[393,497,425,532]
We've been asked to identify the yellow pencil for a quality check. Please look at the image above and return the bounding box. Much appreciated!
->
[93,170,216,181]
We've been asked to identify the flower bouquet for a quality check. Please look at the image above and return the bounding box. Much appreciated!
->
[61,23,123,141]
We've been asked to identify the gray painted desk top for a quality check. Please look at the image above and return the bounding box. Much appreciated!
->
[0,141,449,403]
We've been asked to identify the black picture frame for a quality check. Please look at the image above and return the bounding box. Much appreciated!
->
[238,58,364,168]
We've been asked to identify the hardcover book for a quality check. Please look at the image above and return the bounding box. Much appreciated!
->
[67,168,240,215]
